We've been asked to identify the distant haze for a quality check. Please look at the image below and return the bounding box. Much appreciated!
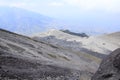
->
[0,0,120,34]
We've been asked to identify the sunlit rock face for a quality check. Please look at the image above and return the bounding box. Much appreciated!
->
[92,48,120,80]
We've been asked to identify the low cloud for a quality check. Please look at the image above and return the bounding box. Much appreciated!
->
[0,0,27,7]
[0,0,120,13]
[64,0,120,13]
[49,2,64,7]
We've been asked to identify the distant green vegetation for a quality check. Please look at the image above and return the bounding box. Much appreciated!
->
[48,53,57,58]
[60,29,89,37]
[59,55,70,61]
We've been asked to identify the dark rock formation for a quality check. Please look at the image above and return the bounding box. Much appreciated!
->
[92,48,120,80]
[60,29,89,37]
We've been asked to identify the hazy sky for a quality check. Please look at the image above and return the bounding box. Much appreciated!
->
[0,0,120,33]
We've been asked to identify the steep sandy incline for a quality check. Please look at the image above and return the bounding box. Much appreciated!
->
[94,32,120,54]
[0,29,101,80]
[100,32,120,47]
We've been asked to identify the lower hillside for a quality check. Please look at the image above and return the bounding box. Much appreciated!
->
[0,29,103,80]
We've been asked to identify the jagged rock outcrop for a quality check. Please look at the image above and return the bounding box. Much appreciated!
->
[92,48,120,80]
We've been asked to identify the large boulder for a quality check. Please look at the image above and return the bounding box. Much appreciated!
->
[92,48,120,80]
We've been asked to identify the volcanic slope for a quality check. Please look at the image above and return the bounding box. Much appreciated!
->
[0,29,102,80]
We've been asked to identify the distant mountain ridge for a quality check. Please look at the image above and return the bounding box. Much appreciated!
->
[0,7,65,35]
